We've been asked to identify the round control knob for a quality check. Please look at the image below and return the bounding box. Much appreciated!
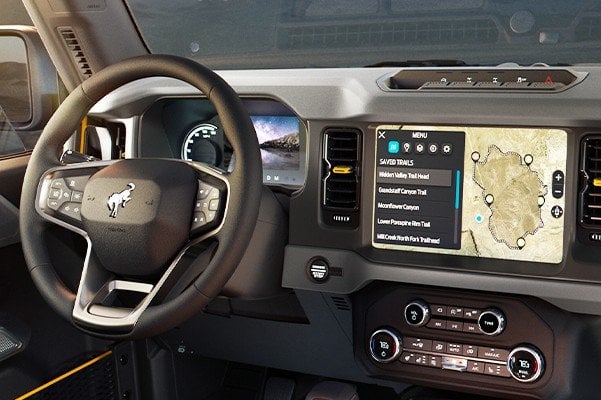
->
[508,346,544,383]
[404,300,430,327]
[369,328,402,363]
[478,308,506,336]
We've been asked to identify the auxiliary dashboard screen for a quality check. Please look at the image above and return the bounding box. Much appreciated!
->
[373,126,567,264]
[252,115,300,171]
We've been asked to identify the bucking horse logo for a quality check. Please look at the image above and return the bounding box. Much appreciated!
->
[107,183,136,218]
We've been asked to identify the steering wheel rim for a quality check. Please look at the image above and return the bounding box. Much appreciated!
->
[19,55,262,339]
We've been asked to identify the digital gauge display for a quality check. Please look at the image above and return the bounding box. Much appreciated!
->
[181,123,223,165]
[180,115,304,186]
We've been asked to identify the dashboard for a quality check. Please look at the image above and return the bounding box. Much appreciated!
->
[86,66,601,399]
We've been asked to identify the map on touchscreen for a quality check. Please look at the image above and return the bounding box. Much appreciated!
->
[373,126,567,264]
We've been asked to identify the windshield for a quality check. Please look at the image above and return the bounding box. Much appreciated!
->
[126,0,601,69]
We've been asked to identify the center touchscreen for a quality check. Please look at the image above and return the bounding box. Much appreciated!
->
[373,126,567,264]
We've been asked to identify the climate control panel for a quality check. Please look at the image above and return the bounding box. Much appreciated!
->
[355,284,556,397]
[368,329,544,383]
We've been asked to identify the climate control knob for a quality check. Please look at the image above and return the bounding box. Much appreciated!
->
[508,346,544,383]
[478,308,506,336]
[404,300,430,327]
[369,328,402,363]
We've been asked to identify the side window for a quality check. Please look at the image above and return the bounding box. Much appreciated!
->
[0,27,59,159]
[0,35,30,156]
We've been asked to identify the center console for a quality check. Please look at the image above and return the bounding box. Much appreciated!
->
[350,125,576,396]
[282,119,601,398]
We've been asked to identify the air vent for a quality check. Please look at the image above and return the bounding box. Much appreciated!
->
[322,128,361,228]
[581,136,601,224]
[330,296,351,312]
[58,27,93,80]
[579,136,601,244]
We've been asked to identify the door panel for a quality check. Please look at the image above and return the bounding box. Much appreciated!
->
[0,154,27,248]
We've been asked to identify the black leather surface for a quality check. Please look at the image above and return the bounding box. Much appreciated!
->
[81,159,197,276]
[20,86,92,321]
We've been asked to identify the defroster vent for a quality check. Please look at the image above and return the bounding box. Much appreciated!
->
[322,128,361,228]
[58,27,93,80]
[579,135,601,244]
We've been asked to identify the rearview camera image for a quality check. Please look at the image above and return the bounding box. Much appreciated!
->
[251,116,300,170]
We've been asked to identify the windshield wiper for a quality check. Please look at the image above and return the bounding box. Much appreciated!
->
[366,59,471,68]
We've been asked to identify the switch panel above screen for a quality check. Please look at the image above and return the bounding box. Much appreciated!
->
[373,126,567,264]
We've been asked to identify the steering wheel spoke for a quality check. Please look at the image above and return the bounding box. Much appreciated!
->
[72,237,211,333]
[73,252,156,331]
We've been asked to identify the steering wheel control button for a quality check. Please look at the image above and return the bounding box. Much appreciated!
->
[209,198,219,211]
[47,199,61,211]
[508,346,544,383]
[46,187,73,211]
[191,180,222,232]
[307,258,329,283]
[71,191,83,203]
[65,176,90,191]
[197,182,214,199]
[58,202,82,220]
[44,174,92,218]
[50,178,66,189]
[404,300,430,327]
[48,188,62,200]
[369,328,401,363]
[192,212,207,229]
[60,189,72,201]
[478,309,506,336]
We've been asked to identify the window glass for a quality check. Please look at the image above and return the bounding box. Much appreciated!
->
[126,0,601,69]
[0,36,31,123]
[0,105,25,155]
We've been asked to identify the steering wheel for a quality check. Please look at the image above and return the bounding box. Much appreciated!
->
[19,55,262,339]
